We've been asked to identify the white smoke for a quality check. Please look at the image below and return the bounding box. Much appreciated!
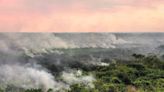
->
[1,33,163,92]
[0,33,130,55]
[0,33,132,91]
[0,64,67,91]
[0,33,77,54]
[61,70,95,88]
[56,33,130,48]
[0,33,98,91]
[0,64,96,92]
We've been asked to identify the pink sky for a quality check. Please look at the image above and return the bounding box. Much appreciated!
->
[0,0,164,32]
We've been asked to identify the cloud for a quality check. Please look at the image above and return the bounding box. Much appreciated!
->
[0,0,163,12]
[0,0,164,32]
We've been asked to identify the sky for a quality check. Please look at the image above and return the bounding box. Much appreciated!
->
[0,0,164,32]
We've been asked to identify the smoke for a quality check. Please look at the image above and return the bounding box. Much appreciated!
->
[0,64,53,90]
[0,33,130,56]
[0,64,95,91]
[0,33,97,91]
[0,33,77,54]
[61,70,95,88]
[0,33,163,91]
[55,33,130,48]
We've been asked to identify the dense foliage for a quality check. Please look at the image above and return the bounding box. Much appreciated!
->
[69,54,164,92]
[0,54,164,92]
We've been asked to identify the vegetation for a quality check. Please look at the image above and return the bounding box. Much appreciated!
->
[68,54,164,92]
[0,54,164,92]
